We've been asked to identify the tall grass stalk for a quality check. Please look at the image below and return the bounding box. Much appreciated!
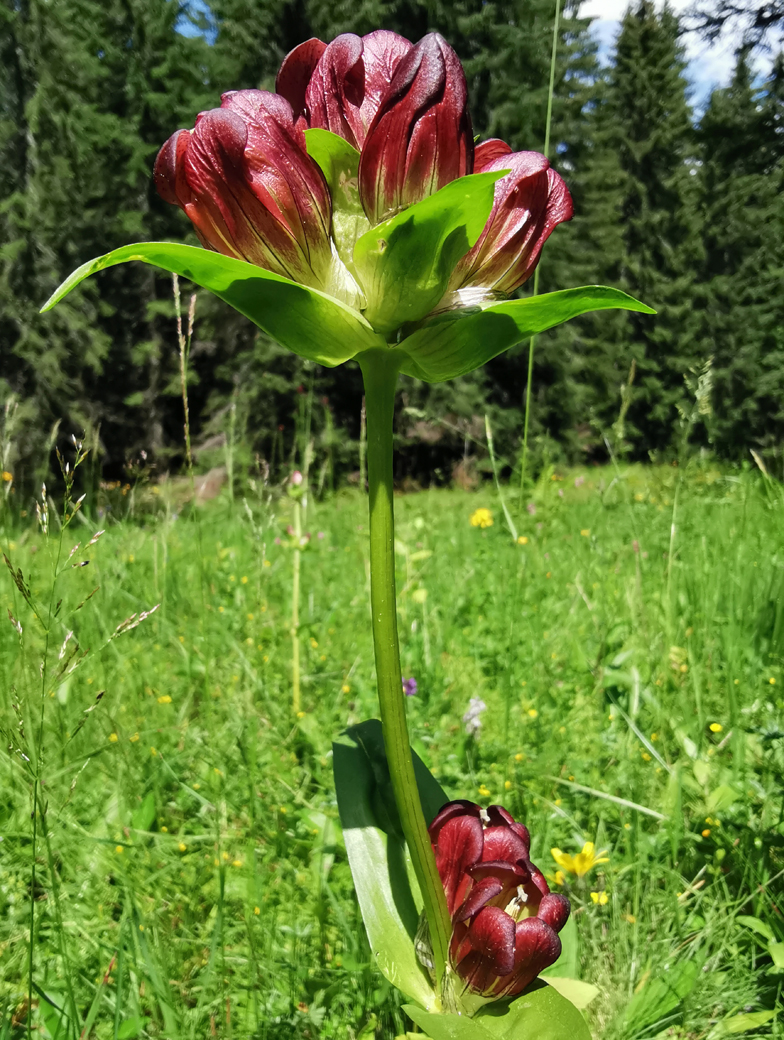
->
[519,0,561,505]
[291,493,302,716]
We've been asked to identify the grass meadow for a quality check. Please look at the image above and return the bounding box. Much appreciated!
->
[1,460,783,1039]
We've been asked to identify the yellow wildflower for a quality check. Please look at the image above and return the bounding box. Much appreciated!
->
[108,733,118,743]
[157,695,172,705]
[590,891,608,905]
[709,722,723,733]
[517,535,528,545]
[551,841,609,878]
[1,471,12,482]
[254,906,261,915]
[179,843,187,852]
[527,708,538,719]
[554,870,565,886]
[470,507,493,529]
[580,529,590,537]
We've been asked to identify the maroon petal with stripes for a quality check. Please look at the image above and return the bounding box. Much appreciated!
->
[305,34,366,149]
[154,90,334,290]
[276,38,327,126]
[358,32,474,225]
[450,148,574,294]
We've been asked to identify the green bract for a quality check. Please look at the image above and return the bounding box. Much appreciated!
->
[42,241,653,383]
[352,171,504,335]
[304,128,369,281]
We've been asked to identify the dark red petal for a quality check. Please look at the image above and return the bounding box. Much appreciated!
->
[485,806,531,850]
[450,149,572,294]
[449,918,472,966]
[538,893,570,932]
[358,32,473,224]
[432,814,483,917]
[465,906,516,977]
[154,129,192,207]
[526,861,551,900]
[219,89,332,248]
[306,33,365,149]
[547,166,575,224]
[276,38,327,119]
[494,918,562,999]
[428,800,482,842]
[481,825,530,865]
[454,875,504,922]
[358,29,412,130]
[475,139,513,171]
[469,859,524,881]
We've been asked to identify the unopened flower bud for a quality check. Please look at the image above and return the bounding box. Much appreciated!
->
[449,141,573,296]
[358,33,474,225]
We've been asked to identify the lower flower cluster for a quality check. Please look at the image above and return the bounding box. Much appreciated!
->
[429,800,570,999]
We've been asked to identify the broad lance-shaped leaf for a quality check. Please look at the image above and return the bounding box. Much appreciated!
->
[333,719,449,1010]
[398,286,656,383]
[353,171,504,336]
[304,128,370,276]
[404,981,593,1040]
[40,242,384,368]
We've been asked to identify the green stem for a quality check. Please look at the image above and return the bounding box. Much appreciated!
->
[520,0,562,505]
[359,348,451,987]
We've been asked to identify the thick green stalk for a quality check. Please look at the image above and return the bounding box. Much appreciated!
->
[359,348,451,987]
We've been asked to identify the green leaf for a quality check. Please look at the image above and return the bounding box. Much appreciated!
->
[736,915,775,943]
[131,791,156,832]
[543,977,600,1010]
[770,942,784,970]
[707,784,739,813]
[399,286,656,383]
[333,719,450,1009]
[707,1010,776,1038]
[623,960,700,1034]
[304,129,370,271]
[353,172,502,335]
[40,242,384,368]
[542,913,578,979]
[117,1017,150,1040]
[403,1005,494,1040]
[405,981,592,1040]
[477,982,593,1040]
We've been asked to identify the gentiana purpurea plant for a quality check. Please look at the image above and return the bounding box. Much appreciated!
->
[41,28,653,1034]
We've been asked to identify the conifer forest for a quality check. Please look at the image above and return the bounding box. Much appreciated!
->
[1,0,783,490]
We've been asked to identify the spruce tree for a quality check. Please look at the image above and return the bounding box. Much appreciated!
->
[0,0,217,490]
[698,51,784,455]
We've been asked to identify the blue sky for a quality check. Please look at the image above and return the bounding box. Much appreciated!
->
[583,0,770,107]
[179,0,770,109]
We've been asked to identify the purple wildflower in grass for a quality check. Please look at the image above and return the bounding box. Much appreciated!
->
[402,677,418,697]
[527,502,536,515]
